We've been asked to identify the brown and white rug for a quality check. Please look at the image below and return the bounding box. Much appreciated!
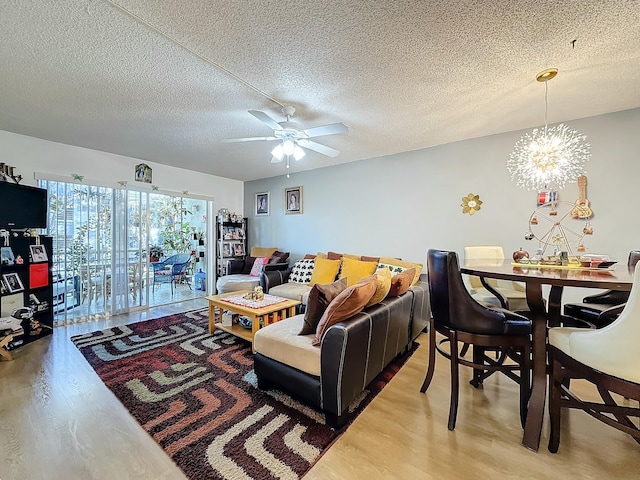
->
[72,309,414,480]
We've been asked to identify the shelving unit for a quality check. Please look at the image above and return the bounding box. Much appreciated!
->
[215,217,247,279]
[0,235,54,355]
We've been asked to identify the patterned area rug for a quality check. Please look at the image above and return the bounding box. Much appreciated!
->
[72,309,415,480]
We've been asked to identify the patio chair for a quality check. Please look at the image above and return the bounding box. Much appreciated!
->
[152,253,192,294]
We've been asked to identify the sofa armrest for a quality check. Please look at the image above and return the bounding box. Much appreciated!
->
[263,261,289,272]
[226,259,245,275]
[260,268,291,292]
[319,293,413,422]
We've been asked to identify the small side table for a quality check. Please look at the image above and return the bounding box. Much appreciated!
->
[0,328,24,361]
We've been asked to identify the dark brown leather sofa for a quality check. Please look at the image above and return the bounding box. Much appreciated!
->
[253,276,429,428]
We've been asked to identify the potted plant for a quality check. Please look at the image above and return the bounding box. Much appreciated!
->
[149,245,164,262]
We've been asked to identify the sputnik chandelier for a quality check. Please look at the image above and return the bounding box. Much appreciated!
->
[507,68,591,191]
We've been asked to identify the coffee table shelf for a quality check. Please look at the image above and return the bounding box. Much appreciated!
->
[206,290,300,352]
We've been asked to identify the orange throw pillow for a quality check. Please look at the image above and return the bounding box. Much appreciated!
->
[387,268,415,297]
[312,275,377,346]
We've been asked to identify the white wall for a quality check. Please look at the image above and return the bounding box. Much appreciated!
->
[244,107,640,302]
[2,130,244,211]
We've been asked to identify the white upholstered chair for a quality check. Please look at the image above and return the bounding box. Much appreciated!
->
[463,246,528,311]
[547,262,640,452]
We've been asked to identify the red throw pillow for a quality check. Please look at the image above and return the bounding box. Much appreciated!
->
[312,275,377,346]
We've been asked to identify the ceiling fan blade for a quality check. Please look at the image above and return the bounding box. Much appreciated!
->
[270,156,283,164]
[302,122,348,138]
[248,110,282,130]
[222,136,277,143]
[298,139,341,157]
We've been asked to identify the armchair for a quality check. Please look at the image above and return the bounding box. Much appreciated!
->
[152,253,192,294]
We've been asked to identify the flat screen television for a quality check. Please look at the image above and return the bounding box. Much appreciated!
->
[0,182,48,229]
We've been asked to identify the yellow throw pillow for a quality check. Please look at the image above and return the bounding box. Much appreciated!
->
[366,267,392,307]
[309,257,342,286]
[339,257,378,287]
[378,257,423,285]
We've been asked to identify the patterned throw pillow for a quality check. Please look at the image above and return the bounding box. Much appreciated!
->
[376,262,407,276]
[249,257,269,277]
[289,258,316,284]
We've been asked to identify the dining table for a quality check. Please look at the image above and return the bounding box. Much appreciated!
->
[460,259,635,451]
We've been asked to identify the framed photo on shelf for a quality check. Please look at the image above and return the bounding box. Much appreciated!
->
[0,278,7,295]
[1,246,15,266]
[3,273,24,293]
[223,244,231,257]
[29,244,49,263]
[255,191,270,216]
[285,186,303,214]
[234,244,245,256]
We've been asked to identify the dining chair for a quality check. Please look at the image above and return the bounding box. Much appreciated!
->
[464,245,529,311]
[563,250,640,328]
[421,249,532,430]
[548,262,640,452]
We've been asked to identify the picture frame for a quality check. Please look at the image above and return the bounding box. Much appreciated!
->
[3,273,24,293]
[134,163,153,183]
[1,246,15,266]
[234,244,245,256]
[285,186,303,214]
[255,191,270,216]
[0,278,7,295]
[29,244,49,263]
[223,244,231,257]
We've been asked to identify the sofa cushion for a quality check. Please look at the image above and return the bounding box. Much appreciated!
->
[241,256,256,274]
[289,258,315,284]
[313,275,377,346]
[378,257,423,285]
[249,257,269,276]
[254,315,321,376]
[251,247,278,258]
[366,267,392,307]
[361,255,380,263]
[269,282,312,303]
[387,268,415,297]
[338,257,378,287]
[216,274,260,294]
[269,250,290,264]
[309,257,341,286]
[300,277,348,335]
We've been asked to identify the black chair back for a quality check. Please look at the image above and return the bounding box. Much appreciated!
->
[427,249,514,335]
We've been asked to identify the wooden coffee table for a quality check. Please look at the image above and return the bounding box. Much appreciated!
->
[206,291,300,352]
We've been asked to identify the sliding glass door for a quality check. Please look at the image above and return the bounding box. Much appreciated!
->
[40,178,211,326]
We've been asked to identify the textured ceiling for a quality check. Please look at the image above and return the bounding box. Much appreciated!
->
[1,1,639,181]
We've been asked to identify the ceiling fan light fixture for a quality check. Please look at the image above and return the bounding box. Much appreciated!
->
[293,145,305,161]
[271,143,284,160]
[282,139,296,156]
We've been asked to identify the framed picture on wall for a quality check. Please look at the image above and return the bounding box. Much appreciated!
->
[255,191,270,216]
[285,186,303,214]
[3,272,24,293]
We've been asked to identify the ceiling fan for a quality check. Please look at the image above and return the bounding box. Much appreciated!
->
[223,106,348,163]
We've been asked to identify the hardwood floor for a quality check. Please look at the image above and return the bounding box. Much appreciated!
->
[1,301,638,479]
